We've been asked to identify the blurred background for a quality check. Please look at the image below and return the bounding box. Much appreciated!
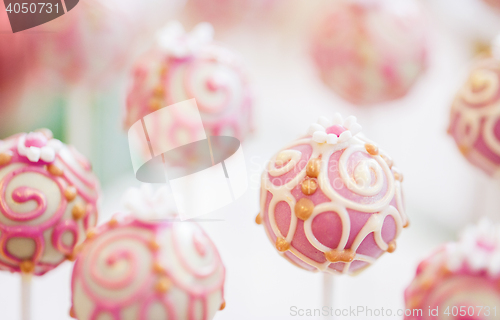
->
[1,0,500,318]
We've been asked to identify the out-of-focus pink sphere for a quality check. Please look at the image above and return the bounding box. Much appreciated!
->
[0,9,37,112]
[482,0,500,10]
[186,0,279,26]
[257,114,408,275]
[124,22,252,151]
[311,0,428,105]
[404,220,500,319]
[449,55,500,177]
[31,0,185,88]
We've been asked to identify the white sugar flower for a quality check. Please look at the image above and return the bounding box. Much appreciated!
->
[307,113,362,145]
[445,218,500,277]
[17,132,62,163]
[157,21,214,58]
[122,184,177,220]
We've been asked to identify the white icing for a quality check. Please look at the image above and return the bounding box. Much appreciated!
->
[156,21,214,58]
[122,185,177,221]
[307,114,362,145]
[445,219,500,277]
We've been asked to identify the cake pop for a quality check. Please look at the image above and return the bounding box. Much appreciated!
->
[482,0,500,10]
[256,114,408,275]
[404,219,500,319]
[449,39,500,177]
[310,0,427,105]
[70,185,226,320]
[0,129,99,275]
[124,22,252,146]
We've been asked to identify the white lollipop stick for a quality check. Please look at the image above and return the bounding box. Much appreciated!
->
[323,273,335,319]
[21,273,32,320]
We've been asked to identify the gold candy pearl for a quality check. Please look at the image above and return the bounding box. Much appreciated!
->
[295,198,314,221]
[255,213,262,225]
[276,237,290,252]
[470,72,488,91]
[149,98,163,111]
[64,186,77,202]
[365,143,379,156]
[393,172,404,182]
[0,152,12,166]
[47,164,63,176]
[153,262,166,274]
[108,218,119,228]
[86,229,97,240]
[301,178,318,195]
[324,249,355,263]
[220,301,226,311]
[155,276,172,294]
[69,307,76,319]
[387,240,397,253]
[20,260,35,274]
[458,145,470,156]
[149,240,160,252]
[306,158,321,178]
[153,85,165,97]
[403,220,410,228]
[72,203,86,220]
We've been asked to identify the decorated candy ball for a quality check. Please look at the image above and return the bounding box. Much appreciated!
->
[0,129,99,275]
[448,45,500,177]
[257,114,408,275]
[71,186,226,320]
[404,219,500,319]
[124,21,252,141]
[310,0,427,105]
[482,0,500,10]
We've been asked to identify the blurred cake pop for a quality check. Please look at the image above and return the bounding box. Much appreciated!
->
[449,38,500,177]
[0,129,99,275]
[124,22,253,143]
[0,9,37,113]
[483,0,500,9]
[32,0,185,88]
[256,114,408,275]
[186,0,279,27]
[404,219,500,319]
[311,0,427,105]
[70,185,226,320]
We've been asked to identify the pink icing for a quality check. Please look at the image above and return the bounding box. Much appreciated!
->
[71,216,225,320]
[0,132,100,275]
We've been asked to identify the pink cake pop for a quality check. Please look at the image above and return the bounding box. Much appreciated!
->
[482,0,500,10]
[404,219,500,319]
[186,0,279,26]
[124,22,252,144]
[256,114,408,275]
[449,42,500,177]
[70,186,226,320]
[0,129,99,275]
[310,0,427,105]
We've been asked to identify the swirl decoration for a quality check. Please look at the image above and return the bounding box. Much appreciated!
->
[0,131,99,275]
[449,57,500,177]
[71,217,225,320]
[124,23,252,155]
[258,117,407,275]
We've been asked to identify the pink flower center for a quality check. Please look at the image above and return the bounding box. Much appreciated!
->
[325,125,346,136]
[24,133,48,148]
